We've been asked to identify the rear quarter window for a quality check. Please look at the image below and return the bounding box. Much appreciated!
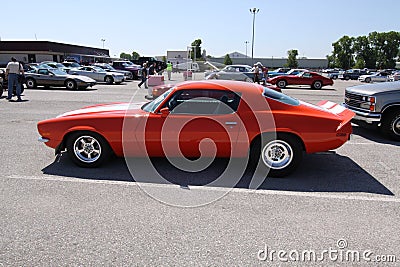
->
[263,88,300,106]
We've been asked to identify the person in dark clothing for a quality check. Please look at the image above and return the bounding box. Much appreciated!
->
[138,63,148,88]
[148,62,156,75]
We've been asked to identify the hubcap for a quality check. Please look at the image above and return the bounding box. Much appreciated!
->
[262,140,293,170]
[73,135,101,163]
[393,116,400,136]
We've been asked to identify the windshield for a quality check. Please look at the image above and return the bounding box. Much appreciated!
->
[142,88,173,112]
[103,64,115,70]
[92,66,106,72]
[122,62,133,67]
[50,68,68,75]
[263,87,299,106]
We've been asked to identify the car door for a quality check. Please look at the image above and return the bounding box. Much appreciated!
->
[144,89,242,158]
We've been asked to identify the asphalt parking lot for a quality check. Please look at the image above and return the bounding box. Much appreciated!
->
[1,73,399,265]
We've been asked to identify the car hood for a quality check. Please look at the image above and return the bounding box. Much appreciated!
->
[57,102,147,118]
[63,74,96,82]
[346,81,400,95]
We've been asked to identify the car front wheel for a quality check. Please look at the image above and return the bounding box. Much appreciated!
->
[105,76,114,84]
[277,80,287,88]
[381,111,400,141]
[312,80,322,89]
[65,79,77,90]
[66,132,111,167]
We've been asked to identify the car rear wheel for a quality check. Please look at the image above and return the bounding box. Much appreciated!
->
[66,131,111,167]
[277,80,287,88]
[312,80,322,89]
[250,133,303,177]
[365,77,371,83]
[105,76,114,84]
[345,76,350,80]
[65,79,77,90]
[25,78,37,89]
[381,111,400,141]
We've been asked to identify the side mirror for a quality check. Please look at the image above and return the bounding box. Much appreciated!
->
[160,107,170,118]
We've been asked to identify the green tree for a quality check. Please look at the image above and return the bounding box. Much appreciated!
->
[224,54,232,65]
[131,51,140,60]
[285,49,298,68]
[120,52,132,60]
[331,36,354,69]
[190,39,202,60]
[353,35,376,69]
[369,31,400,69]
[162,56,167,63]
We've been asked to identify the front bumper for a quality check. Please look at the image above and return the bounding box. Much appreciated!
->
[343,104,381,123]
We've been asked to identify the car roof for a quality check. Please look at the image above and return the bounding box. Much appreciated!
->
[173,80,264,93]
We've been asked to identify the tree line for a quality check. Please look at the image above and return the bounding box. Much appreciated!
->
[327,31,400,70]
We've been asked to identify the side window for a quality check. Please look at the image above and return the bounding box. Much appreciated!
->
[38,69,48,75]
[165,90,240,115]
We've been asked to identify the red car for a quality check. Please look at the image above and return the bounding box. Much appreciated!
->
[38,80,353,177]
[268,71,334,89]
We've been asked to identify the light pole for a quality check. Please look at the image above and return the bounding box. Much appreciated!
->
[245,41,249,64]
[101,38,106,48]
[249,7,259,64]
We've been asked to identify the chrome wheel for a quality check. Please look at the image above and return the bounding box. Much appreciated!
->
[73,135,102,163]
[392,116,400,136]
[65,80,77,90]
[262,140,293,170]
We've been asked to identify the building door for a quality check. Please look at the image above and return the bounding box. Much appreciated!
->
[28,54,36,63]
[53,55,58,62]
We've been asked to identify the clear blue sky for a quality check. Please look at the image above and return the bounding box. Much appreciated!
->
[2,0,400,59]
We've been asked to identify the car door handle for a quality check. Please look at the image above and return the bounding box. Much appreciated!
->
[225,121,237,125]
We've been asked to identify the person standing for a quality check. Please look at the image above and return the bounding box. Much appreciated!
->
[148,62,157,76]
[138,63,148,89]
[253,63,260,84]
[5,57,24,101]
[166,61,172,80]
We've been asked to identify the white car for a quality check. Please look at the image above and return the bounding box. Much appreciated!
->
[205,64,254,82]
[69,66,124,84]
[388,71,400,81]
[358,71,390,83]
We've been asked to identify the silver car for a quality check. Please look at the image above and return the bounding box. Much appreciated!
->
[358,71,390,83]
[69,66,124,84]
[24,68,96,90]
[205,64,254,82]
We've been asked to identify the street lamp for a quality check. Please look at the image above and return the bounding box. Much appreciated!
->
[249,7,259,64]
[245,41,249,63]
[100,38,106,48]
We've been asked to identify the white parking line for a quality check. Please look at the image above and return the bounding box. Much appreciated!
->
[3,174,399,203]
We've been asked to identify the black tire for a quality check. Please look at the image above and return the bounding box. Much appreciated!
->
[250,133,303,177]
[277,80,287,88]
[365,77,371,83]
[312,80,323,89]
[66,131,112,167]
[381,111,400,141]
[0,84,3,98]
[65,79,77,90]
[25,78,37,89]
[332,75,338,79]
[105,76,114,84]
[345,76,350,81]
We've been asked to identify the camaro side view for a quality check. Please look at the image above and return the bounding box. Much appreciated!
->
[38,80,354,177]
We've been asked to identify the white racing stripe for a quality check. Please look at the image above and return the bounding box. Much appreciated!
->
[3,175,399,203]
